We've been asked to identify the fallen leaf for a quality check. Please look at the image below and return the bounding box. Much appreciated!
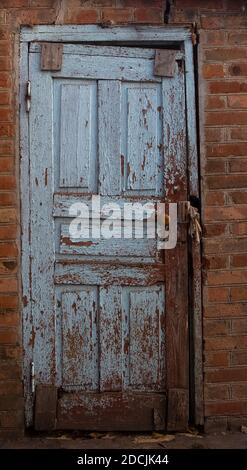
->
[178,433,203,439]
[89,432,106,439]
[134,434,175,444]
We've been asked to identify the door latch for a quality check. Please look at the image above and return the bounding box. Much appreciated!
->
[31,361,35,394]
[25,80,31,112]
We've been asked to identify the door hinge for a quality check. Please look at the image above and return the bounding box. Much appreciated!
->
[191,22,199,46]
[25,80,31,112]
[31,361,35,394]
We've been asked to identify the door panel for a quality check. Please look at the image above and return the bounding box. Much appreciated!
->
[26,44,188,431]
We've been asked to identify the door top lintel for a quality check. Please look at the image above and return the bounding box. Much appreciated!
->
[20,25,192,46]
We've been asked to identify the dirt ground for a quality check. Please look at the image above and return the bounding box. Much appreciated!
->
[0,431,246,449]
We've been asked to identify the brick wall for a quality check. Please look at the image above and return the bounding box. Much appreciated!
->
[0,0,247,434]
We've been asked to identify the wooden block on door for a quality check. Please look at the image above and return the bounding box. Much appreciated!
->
[167,388,189,431]
[35,384,57,431]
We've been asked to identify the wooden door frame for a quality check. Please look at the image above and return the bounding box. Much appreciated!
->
[20,25,203,428]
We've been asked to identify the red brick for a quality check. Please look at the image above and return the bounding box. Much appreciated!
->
[0,345,21,360]
[205,159,225,173]
[230,223,247,236]
[0,261,18,275]
[134,8,163,23]
[0,278,17,293]
[205,191,225,205]
[206,143,247,157]
[228,191,247,204]
[203,255,229,270]
[177,0,223,7]
[10,8,57,25]
[0,363,21,381]
[0,296,18,309]
[121,0,162,5]
[0,92,10,106]
[207,270,247,286]
[0,157,14,173]
[0,395,23,412]
[206,95,226,110]
[205,48,247,62]
[0,108,13,122]
[205,206,247,221]
[204,237,247,254]
[0,123,14,138]
[66,9,99,24]
[0,141,13,155]
[101,8,133,23]
[201,15,225,29]
[0,312,18,328]
[0,381,22,396]
[206,286,230,303]
[230,128,247,140]
[225,15,247,28]
[205,127,224,142]
[0,242,17,257]
[0,176,16,190]
[200,30,226,46]
[229,160,247,173]
[0,57,11,71]
[0,192,16,206]
[203,64,224,79]
[206,401,247,416]
[204,351,230,367]
[204,303,247,318]
[206,112,247,126]
[172,7,198,23]
[229,32,247,45]
[0,72,11,88]
[30,0,54,6]
[231,383,247,399]
[205,366,247,381]
[229,63,247,77]
[205,335,247,350]
[231,254,247,267]
[232,319,247,334]
[231,286,247,301]
[0,328,18,344]
[0,41,11,57]
[0,31,10,41]
[204,223,228,237]
[206,174,247,189]
[231,351,247,365]
[205,384,230,401]
[0,209,16,223]
[0,0,28,5]
[228,94,247,108]
[0,226,16,240]
[204,319,230,336]
[0,410,23,429]
[209,81,247,94]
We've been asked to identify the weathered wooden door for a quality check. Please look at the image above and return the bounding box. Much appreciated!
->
[23,43,189,431]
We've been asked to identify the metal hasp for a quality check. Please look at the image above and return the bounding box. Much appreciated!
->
[41,43,63,71]
[154,49,177,77]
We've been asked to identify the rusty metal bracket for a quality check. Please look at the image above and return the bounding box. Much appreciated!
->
[154,49,177,77]
[41,43,63,71]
